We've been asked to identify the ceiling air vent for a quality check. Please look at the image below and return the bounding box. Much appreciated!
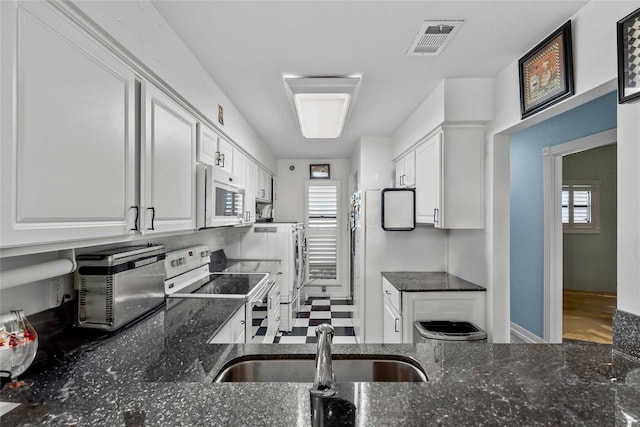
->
[407,20,464,56]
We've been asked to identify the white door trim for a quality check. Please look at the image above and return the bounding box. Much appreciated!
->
[542,128,617,342]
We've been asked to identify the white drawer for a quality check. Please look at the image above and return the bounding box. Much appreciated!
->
[382,277,401,312]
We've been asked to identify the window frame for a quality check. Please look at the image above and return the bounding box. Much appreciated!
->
[561,180,600,234]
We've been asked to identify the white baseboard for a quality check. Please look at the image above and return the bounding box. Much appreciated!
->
[510,322,546,343]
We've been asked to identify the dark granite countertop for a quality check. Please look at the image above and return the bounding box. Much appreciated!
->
[1,298,639,426]
[382,271,487,292]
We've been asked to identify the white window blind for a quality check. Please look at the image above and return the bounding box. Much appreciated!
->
[307,184,338,280]
[562,181,600,233]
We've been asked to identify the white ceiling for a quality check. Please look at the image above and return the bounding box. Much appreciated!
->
[152,1,587,159]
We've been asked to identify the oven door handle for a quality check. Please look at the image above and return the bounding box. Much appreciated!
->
[250,279,274,304]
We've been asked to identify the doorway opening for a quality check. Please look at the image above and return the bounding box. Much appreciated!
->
[543,129,617,343]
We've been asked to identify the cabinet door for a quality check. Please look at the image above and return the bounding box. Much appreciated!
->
[0,1,136,247]
[264,171,273,202]
[415,132,442,226]
[383,298,402,344]
[142,83,197,234]
[267,277,281,336]
[404,150,416,187]
[256,168,266,200]
[244,160,257,223]
[217,137,234,174]
[232,149,246,188]
[394,158,405,187]
[196,124,219,166]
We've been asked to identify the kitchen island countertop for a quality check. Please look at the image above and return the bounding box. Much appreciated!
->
[382,271,487,292]
[0,299,638,426]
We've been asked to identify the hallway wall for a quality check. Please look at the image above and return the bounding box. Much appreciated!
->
[562,145,617,293]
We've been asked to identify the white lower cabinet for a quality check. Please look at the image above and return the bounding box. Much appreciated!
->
[383,297,402,344]
[1,1,137,247]
[208,306,246,344]
[382,277,486,343]
[266,275,281,338]
[382,278,402,343]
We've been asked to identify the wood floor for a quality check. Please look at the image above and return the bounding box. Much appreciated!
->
[563,289,616,344]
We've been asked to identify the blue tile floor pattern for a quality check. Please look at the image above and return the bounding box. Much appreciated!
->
[272,298,356,344]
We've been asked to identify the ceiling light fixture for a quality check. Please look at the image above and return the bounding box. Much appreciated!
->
[284,76,361,139]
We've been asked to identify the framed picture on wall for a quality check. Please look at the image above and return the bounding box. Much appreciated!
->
[518,21,574,119]
[310,164,330,179]
[617,8,640,104]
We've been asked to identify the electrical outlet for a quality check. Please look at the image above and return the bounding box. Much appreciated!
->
[321,286,326,292]
[49,278,64,306]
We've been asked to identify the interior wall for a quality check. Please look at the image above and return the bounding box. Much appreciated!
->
[510,92,617,338]
[274,158,351,298]
[617,100,640,316]
[562,145,617,293]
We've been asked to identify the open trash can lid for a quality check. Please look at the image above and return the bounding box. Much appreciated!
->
[414,321,487,341]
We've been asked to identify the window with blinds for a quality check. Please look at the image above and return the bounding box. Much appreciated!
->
[562,181,600,233]
[307,183,338,281]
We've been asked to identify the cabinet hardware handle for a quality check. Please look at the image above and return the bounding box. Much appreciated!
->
[434,208,439,224]
[147,207,156,230]
[268,297,272,310]
[399,175,404,186]
[215,151,221,166]
[385,290,391,295]
[394,318,400,333]
[245,210,250,221]
[240,320,246,325]
[220,153,225,168]
[130,206,139,231]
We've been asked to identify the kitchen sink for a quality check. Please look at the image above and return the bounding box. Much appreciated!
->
[213,355,428,383]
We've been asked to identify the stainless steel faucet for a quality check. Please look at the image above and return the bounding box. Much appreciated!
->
[310,323,336,397]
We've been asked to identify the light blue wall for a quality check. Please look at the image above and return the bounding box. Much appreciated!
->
[510,91,617,338]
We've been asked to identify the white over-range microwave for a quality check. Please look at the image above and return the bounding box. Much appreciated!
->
[196,164,247,228]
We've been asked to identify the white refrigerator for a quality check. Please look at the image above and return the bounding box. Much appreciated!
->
[352,190,447,343]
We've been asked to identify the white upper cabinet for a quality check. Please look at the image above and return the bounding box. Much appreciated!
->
[415,133,442,225]
[244,160,257,223]
[415,126,484,229]
[0,1,137,247]
[197,123,233,174]
[256,168,272,203]
[394,150,416,188]
[141,83,197,234]
[232,149,246,189]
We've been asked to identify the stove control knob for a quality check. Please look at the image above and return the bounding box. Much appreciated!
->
[179,258,186,265]
[170,260,179,267]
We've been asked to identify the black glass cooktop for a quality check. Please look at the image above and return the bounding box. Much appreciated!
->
[176,273,268,296]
